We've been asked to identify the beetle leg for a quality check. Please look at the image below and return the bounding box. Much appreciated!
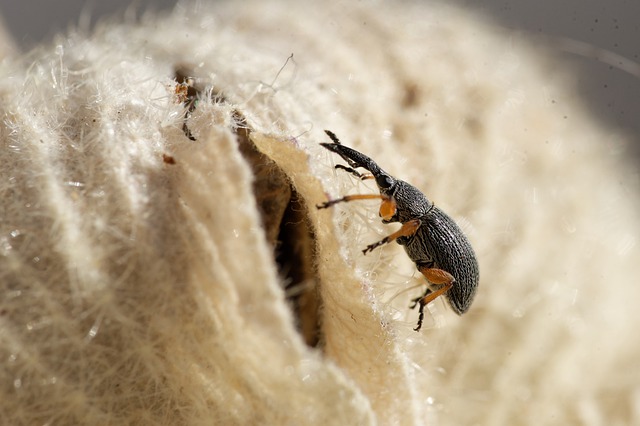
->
[362,218,421,254]
[378,197,397,221]
[413,267,455,331]
[316,193,383,209]
[334,164,374,180]
[409,288,431,309]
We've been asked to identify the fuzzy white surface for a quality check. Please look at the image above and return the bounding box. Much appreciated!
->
[1,1,639,425]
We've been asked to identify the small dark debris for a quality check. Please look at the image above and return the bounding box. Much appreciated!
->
[162,153,176,165]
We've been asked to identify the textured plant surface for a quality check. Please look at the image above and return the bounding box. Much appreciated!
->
[1,1,639,425]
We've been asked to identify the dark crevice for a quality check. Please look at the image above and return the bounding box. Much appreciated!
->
[172,67,321,347]
[233,118,320,348]
[275,189,320,347]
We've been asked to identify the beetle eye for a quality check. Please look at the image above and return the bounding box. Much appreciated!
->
[376,174,393,189]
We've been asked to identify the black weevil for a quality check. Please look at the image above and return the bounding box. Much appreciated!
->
[317,130,479,331]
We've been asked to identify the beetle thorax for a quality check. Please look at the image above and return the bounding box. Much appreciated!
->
[389,181,432,222]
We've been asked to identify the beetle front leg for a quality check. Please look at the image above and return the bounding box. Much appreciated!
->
[316,193,383,209]
[334,164,374,180]
[362,219,421,254]
[413,267,455,331]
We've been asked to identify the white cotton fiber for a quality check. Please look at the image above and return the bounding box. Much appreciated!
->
[1,1,639,425]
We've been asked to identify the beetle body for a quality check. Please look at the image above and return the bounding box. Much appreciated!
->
[398,199,479,315]
[317,131,479,330]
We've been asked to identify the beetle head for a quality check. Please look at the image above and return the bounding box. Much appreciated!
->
[373,171,396,195]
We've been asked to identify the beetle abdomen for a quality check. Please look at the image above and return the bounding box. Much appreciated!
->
[403,206,479,314]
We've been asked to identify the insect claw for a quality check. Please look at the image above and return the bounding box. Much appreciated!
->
[408,297,420,310]
[362,238,387,255]
[316,200,335,209]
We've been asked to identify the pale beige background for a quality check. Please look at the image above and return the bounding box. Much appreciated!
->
[1,0,638,156]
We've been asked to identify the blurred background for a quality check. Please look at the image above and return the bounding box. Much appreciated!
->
[0,0,638,159]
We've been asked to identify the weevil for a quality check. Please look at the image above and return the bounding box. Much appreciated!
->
[317,130,479,331]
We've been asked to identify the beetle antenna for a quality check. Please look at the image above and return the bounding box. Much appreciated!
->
[324,130,341,145]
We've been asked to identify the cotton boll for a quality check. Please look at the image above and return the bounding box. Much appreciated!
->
[1,1,639,425]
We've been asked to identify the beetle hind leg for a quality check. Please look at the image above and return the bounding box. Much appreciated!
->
[413,267,455,332]
[409,288,431,310]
